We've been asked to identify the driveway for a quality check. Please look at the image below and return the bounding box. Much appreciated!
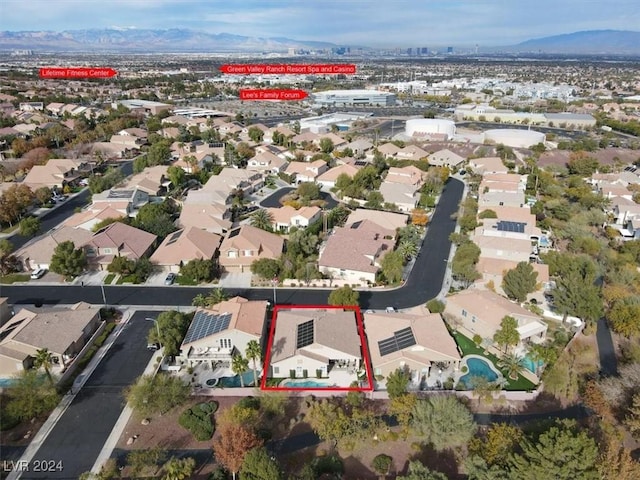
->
[220,272,252,288]
[19,311,157,479]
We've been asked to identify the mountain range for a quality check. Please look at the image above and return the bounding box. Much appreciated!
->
[0,28,339,53]
[0,28,639,55]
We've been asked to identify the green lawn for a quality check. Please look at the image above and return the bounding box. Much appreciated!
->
[176,275,197,286]
[103,273,116,284]
[453,331,537,391]
[0,273,30,284]
[116,274,138,284]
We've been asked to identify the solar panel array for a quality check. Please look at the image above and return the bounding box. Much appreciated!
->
[228,228,240,238]
[165,230,183,246]
[296,319,315,349]
[496,221,526,233]
[182,310,232,344]
[107,189,135,199]
[378,327,417,357]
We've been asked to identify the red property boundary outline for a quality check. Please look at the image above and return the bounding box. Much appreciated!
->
[260,305,374,392]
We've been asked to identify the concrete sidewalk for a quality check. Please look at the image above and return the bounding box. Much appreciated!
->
[7,310,134,480]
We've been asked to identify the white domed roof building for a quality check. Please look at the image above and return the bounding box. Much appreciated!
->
[483,129,545,149]
[405,119,456,139]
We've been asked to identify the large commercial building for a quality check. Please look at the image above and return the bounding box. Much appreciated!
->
[484,129,546,149]
[312,90,396,107]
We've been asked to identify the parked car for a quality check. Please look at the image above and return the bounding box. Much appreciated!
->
[147,343,160,351]
[30,268,47,279]
[385,306,397,313]
[164,272,177,285]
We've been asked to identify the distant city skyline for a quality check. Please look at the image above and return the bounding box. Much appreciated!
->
[1,0,639,48]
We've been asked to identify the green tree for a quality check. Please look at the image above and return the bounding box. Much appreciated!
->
[33,348,55,385]
[162,456,196,480]
[127,448,167,479]
[412,396,476,450]
[166,165,186,188]
[133,202,177,238]
[296,182,321,202]
[247,126,264,143]
[371,454,393,476]
[125,374,189,416]
[146,140,171,166]
[364,190,384,209]
[386,367,411,399]
[107,255,136,275]
[34,186,52,206]
[240,447,282,480]
[250,258,281,280]
[396,461,448,480]
[608,302,640,337]
[6,369,60,421]
[250,209,274,231]
[49,240,87,278]
[319,137,334,154]
[502,262,538,302]
[0,238,13,256]
[380,250,404,285]
[92,216,125,232]
[469,423,523,467]
[478,209,498,219]
[498,353,526,380]
[148,310,191,358]
[493,316,520,354]
[451,240,481,287]
[328,285,359,306]
[307,399,352,448]
[426,298,445,313]
[509,420,599,480]
[231,354,250,387]
[180,258,216,283]
[567,152,599,176]
[19,216,40,237]
[245,340,262,388]
[551,256,603,324]
[625,392,640,439]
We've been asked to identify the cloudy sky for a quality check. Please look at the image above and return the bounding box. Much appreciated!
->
[1,0,638,47]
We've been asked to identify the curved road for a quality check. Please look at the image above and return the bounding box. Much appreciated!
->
[2,178,464,309]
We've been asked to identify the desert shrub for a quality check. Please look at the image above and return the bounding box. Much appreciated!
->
[313,454,344,476]
[198,401,218,414]
[237,396,260,410]
[178,403,215,441]
[371,454,393,474]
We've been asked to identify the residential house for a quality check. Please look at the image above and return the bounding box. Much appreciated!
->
[119,165,171,196]
[315,132,348,150]
[318,219,394,284]
[109,134,146,148]
[375,143,402,158]
[444,289,548,347]
[265,206,321,233]
[269,309,363,380]
[177,202,232,235]
[610,197,640,225]
[364,312,461,383]
[396,145,429,161]
[15,226,94,271]
[150,227,222,273]
[475,257,551,302]
[384,166,425,187]
[218,225,284,273]
[472,235,535,263]
[428,149,465,168]
[264,126,296,144]
[175,151,214,173]
[346,208,408,232]
[598,182,634,201]
[22,158,87,190]
[91,188,150,217]
[179,297,268,369]
[82,222,157,270]
[64,206,127,232]
[317,164,360,189]
[337,138,374,156]
[469,157,509,175]
[247,150,289,174]
[285,160,328,183]
[0,303,102,378]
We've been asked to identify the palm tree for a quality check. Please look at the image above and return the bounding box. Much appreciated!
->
[162,456,196,480]
[231,354,249,388]
[498,353,526,380]
[245,340,261,387]
[250,209,274,231]
[469,376,500,405]
[33,348,54,385]
[397,240,418,261]
[206,287,229,306]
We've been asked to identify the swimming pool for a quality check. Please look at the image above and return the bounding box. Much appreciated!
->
[459,357,500,388]
[217,370,257,388]
[523,355,543,374]
[279,379,331,388]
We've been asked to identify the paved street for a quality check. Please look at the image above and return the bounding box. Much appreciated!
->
[15,312,156,479]
[596,317,618,376]
[2,178,463,309]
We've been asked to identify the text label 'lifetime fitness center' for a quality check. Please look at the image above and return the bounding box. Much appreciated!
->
[39,68,118,79]
[220,64,356,75]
